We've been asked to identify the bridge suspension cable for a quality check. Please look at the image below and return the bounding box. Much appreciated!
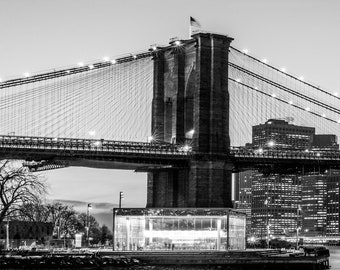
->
[0,55,154,141]
[228,47,340,147]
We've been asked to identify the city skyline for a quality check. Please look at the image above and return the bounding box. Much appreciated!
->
[1,0,340,220]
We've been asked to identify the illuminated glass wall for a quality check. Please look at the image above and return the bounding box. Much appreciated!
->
[113,208,246,251]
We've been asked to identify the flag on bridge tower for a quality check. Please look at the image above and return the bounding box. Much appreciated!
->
[189,16,201,37]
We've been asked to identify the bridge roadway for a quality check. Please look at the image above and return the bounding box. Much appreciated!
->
[0,135,340,171]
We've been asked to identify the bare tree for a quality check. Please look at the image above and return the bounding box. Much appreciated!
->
[45,202,80,238]
[17,201,50,222]
[0,160,47,225]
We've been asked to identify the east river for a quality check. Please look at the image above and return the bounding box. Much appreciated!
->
[329,246,340,270]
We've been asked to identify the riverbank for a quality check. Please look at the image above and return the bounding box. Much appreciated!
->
[0,249,330,270]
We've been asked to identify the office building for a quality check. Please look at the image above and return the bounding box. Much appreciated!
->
[251,173,301,238]
[326,170,340,236]
[300,174,327,236]
[252,119,315,150]
[233,170,254,236]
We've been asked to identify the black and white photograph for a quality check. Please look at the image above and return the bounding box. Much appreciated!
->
[0,0,339,269]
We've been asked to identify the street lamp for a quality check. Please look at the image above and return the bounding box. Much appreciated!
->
[86,203,92,246]
[5,220,9,250]
[119,191,124,209]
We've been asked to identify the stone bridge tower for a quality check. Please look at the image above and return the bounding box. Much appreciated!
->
[147,33,234,208]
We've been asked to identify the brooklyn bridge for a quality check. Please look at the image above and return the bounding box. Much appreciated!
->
[1,32,339,208]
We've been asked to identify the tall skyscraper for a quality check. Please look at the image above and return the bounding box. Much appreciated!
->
[251,173,301,238]
[236,119,340,238]
[233,170,254,236]
[326,170,340,236]
[300,174,327,237]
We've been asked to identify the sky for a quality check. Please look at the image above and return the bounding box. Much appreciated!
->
[1,0,340,222]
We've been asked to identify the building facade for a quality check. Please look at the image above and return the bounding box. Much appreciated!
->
[251,173,301,238]
[233,170,254,236]
[300,174,328,237]
[326,170,340,236]
[237,119,340,239]
[252,119,315,150]
[113,208,246,251]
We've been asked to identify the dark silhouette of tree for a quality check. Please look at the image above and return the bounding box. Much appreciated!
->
[0,160,46,226]
[18,202,50,222]
[99,224,112,245]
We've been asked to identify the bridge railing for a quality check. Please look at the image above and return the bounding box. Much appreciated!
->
[230,146,340,160]
[0,135,191,157]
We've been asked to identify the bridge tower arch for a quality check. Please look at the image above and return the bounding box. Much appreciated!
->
[147,33,234,208]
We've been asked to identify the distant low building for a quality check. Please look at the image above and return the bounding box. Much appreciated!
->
[0,221,53,248]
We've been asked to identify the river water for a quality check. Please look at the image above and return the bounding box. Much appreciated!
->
[329,246,340,270]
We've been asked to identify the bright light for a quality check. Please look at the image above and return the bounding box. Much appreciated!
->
[78,62,84,67]
[316,152,321,157]
[321,113,326,118]
[23,72,30,78]
[147,136,154,143]
[182,145,191,152]
[271,93,277,98]
[254,86,258,90]
[337,120,340,124]
[305,149,309,152]
[333,92,338,97]
[258,148,263,154]
[66,70,71,74]
[94,141,101,147]
[103,56,110,62]
[261,58,268,64]
[305,107,310,111]
[132,55,137,59]
[151,46,157,51]
[280,67,286,72]
[88,64,94,69]
[299,76,304,81]
[236,78,241,83]
[88,130,96,136]
[174,40,181,46]
[111,59,117,64]
[268,140,275,147]
[288,100,293,105]
[242,49,248,54]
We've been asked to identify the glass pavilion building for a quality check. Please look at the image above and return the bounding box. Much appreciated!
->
[113,208,246,251]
